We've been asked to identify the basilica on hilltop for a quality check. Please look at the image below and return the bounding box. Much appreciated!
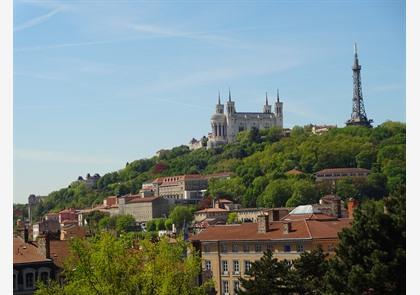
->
[207,90,283,148]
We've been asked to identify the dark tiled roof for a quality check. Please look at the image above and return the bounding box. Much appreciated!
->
[125,196,160,204]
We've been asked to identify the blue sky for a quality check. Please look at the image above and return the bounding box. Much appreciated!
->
[13,0,405,203]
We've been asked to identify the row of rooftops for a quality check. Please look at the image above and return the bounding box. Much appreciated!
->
[190,204,353,242]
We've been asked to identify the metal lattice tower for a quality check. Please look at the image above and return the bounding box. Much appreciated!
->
[346,43,373,127]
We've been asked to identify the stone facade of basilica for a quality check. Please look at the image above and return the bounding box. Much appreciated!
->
[208,90,283,148]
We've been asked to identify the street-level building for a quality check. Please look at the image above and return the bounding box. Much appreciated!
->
[190,205,351,295]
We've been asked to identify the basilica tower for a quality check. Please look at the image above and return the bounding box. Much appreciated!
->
[274,89,283,129]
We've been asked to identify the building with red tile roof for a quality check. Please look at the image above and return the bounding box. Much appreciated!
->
[13,231,70,294]
[190,205,352,295]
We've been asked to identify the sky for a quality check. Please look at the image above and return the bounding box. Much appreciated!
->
[13,0,405,203]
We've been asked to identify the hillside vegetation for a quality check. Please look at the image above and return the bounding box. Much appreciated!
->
[29,121,405,219]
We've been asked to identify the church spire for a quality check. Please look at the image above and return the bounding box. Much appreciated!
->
[265,92,268,105]
[218,90,221,105]
[228,88,232,102]
[277,89,280,102]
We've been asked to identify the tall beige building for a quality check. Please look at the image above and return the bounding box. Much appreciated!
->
[208,90,283,148]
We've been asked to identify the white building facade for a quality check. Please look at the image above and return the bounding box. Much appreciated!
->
[208,90,283,148]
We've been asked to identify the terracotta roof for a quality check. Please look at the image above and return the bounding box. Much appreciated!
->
[190,221,311,241]
[49,240,71,268]
[13,237,49,264]
[282,213,338,221]
[285,169,304,175]
[321,194,341,201]
[125,196,160,204]
[195,208,228,214]
[59,208,77,214]
[190,216,351,242]
[217,199,233,204]
[315,168,370,175]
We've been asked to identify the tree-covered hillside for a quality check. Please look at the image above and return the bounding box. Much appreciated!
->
[28,121,405,220]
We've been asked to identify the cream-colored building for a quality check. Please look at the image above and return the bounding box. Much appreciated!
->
[118,195,169,222]
[208,90,283,148]
[190,205,351,295]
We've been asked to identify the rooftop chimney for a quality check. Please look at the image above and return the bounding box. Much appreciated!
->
[257,215,269,233]
[37,233,51,259]
[24,226,29,243]
[347,198,358,219]
[283,221,292,234]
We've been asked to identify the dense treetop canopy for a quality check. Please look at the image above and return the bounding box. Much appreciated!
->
[23,121,405,219]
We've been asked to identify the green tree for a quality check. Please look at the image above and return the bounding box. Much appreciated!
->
[84,211,109,234]
[258,179,292,207]
[227,212,238,224]
[324,192,406,294]
[286,248,328,294]
[286,180,319,207]
[164,218,173,231]
[115,214,136,233]
[36,233,212,295]
[146,219,156,232]
[169,206,193,231]
[238,250,291,295]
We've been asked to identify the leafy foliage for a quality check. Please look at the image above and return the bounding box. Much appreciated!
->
[21,122,405,222]
[35,233,212,295]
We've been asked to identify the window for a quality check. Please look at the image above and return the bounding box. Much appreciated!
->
[13,274,17,290]
[243,244,250,252]
[284,245,291,252]
[297,244,304,252]
[40,271,49,284]
[25,273,34,289]
[203,244,210,253]
[234,281,240,294]
[255,244,262,252]
[222,260,228,275]
[205,260,212,271]
[327,244,335,252]
[266,243,273,252]
[222,280,229,295]
[244,260,252,273]
[233,260,240,274]
[221,243,228,253]
[232,244,239,252]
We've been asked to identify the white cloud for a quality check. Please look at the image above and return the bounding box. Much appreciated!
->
[14,8,63,32]
[127,23,233,44]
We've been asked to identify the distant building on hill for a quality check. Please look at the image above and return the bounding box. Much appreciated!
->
[142,172,232,204]
[315,167,370,182]
[285,168,304,176]
[28,194,43,224]
[77,173,100,188]
[307,124,337,135]
[118,195,169,223]
[208,90,284,148]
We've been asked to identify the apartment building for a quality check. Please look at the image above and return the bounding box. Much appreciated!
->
[190,205,352,295]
